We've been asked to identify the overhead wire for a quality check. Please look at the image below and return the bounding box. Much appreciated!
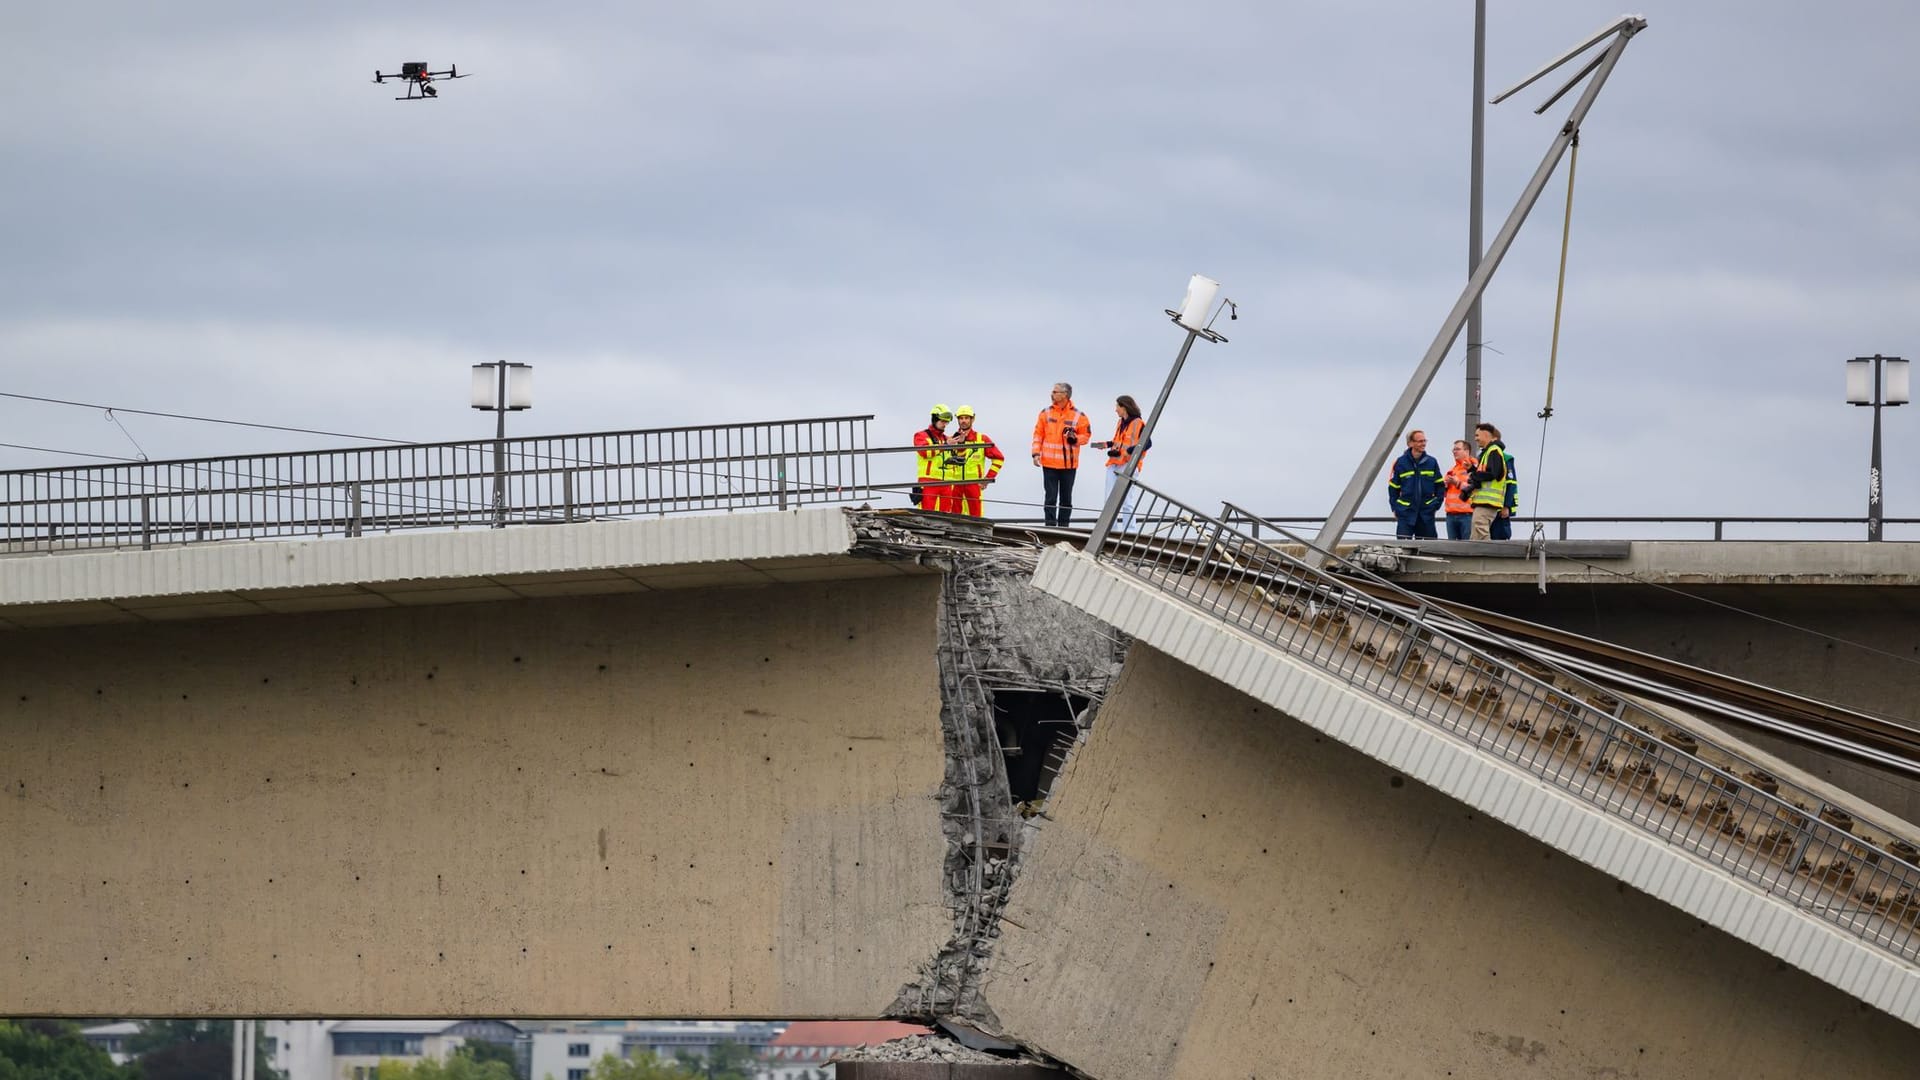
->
[1542,549,1920,673]
[0,391,412,444]
[0,442,145,463]
[104,409,150,462]
[1529,130,1579,547]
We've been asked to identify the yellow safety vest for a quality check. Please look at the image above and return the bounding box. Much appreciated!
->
[944,430,1001,482]
[1470,443,1510,509]
[915,427,950,483]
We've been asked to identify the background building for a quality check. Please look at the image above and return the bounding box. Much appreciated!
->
[328,1020,523,1080]
[759,1022,931,1080]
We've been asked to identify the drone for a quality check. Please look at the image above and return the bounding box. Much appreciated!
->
[372,61,470,100]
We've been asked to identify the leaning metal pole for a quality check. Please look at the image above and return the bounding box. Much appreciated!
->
[1086,325,1207,550]
[1306,18,1645,566]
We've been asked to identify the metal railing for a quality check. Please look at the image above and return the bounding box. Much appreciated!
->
[1,416,876,552]
[1218,513,1920,543]
[1090,482,1920,963]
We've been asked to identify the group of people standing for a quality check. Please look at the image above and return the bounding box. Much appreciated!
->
[913,403,1003,517]
[1386,422,1517,541]
[913,383,1150,528]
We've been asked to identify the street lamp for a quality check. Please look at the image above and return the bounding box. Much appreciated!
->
[1846,354,1908,542]
[471,361,533,527]
[1085,274,1232,550]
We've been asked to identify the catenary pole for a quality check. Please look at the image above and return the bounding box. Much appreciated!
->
[1306,20,1643,566]
[1465,0,1487,442]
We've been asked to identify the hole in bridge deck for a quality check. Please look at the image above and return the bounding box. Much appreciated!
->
[990,689,1088,805]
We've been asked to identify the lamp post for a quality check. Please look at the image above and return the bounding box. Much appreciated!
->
[1085,274,1231,551]
[471,362,533,528]
[1846,354,1909,542]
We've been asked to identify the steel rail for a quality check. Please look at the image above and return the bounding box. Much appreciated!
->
[1363,589,1920,765]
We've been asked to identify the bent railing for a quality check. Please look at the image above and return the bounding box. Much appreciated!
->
[1090,481,1920,964]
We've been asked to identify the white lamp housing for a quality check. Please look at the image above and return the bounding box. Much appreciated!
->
[1887,357,1911,406]
[471,364,498,410]
[1176,274,1222,332]
[505,363,534,410]
[471,362,535,410]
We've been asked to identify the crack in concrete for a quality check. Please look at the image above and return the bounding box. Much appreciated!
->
[851,512,1126,1039]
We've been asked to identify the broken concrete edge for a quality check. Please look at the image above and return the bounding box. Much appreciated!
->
[1028,542,1920,1031]
[849,514,1124,1069]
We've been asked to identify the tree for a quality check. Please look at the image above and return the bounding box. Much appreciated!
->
[129,1020,282,1080]
[376,1055,514,1080]
[672,1042,757,1080]
[131,1021,227,1080]
[585,1051,696,1080]
[453,1041,519,1080]
[0,1020,134,1080]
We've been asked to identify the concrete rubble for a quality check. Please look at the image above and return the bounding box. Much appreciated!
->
[850,510,1124,1042]
[833,1033,1035,1065]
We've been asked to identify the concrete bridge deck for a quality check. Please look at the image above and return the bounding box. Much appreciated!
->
[9,508,1920,1078]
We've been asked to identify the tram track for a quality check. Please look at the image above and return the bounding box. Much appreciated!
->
[986,518,1920,783]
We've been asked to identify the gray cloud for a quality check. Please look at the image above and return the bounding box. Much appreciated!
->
[1,1,1915,531]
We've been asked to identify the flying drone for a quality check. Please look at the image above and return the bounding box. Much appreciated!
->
[372,61,470,100]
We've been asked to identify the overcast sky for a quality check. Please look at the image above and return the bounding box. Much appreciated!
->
[2,2,1916,534]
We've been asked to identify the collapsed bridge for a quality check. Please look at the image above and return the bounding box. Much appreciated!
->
[7,427,1920,1078]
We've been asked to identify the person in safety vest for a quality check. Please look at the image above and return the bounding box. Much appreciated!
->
[1467,422,1510,541]
[1031,382,1092,528]
[1385,429,1443,539]
[944,405,1003,518]
[1090,394,1148,533]
[1442,438,1475,540]
[914,404,960,513]
[1491,446,1519,540]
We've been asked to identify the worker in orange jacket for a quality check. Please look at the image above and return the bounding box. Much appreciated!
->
[1089,394,1148,532]
[945,405,1004,518]
[1442,438,1475,539]
[1031,382,1092,527]
[914,404,959,512]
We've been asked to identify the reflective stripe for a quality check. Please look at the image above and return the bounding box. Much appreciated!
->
[1389,462,1441,508]
[1111,417,1147,471]
[1443,460,1474,513]
[915,427,950,482]
[944,430,1003,481]
[1470,444,1510,508]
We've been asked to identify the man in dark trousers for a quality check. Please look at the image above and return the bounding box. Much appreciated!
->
[1030,382,1092,528]
[1384,429,1443,539]
[1467,422,1510,541]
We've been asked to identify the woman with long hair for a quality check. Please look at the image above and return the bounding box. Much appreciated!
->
[1091,394,1147,532]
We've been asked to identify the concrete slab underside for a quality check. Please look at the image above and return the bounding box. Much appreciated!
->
[986,645,1920,1079]
[1,574,950,1017]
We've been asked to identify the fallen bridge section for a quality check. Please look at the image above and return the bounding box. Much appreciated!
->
[992,543,1920,1078]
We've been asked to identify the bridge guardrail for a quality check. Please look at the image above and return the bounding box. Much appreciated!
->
[1218,513,1920,543]
[1089,481,1920,964]
[0,416,878,552]
[7,418,1917,552]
